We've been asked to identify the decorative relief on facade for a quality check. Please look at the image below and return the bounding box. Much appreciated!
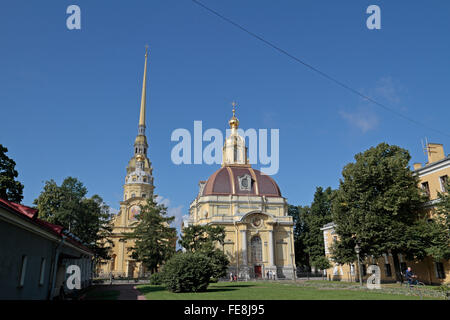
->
[238,174,252,191]
[251,216,263,229]
[129,205,140,221]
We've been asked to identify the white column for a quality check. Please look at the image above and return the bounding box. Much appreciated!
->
[268,230,274,266]
[241,230,247,266]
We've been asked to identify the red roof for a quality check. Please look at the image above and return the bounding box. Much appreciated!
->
[0,198,38,219]
[202,165,282,197]
[0,198,92,254]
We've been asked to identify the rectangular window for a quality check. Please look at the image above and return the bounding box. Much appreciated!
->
[440,175,448,192]
[436,262,446,279]
[384,264,392,277]
[19,255,27,287]
[39,258,46,286]
[362,264,367,276]
[142,194,146,198]
[421,182,430,198]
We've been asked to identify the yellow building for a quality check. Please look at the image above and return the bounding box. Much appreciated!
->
[98,48,154,278]
[321,143,449,284]
[184,105,296,280]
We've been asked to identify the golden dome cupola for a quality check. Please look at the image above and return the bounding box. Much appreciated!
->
[228,101,239,129]
[222,102,249,166]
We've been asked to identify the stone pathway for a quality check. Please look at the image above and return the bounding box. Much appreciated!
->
[117,284,146,300]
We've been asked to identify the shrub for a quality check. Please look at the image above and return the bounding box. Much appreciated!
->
[149,272,164,285]
[203,249,229,280]
[162,252,213,293]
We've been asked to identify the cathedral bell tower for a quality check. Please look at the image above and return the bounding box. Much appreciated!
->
[100,47,155,278]
[122,46,154,205]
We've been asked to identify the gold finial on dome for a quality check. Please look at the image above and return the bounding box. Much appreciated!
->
[229,101,239,129]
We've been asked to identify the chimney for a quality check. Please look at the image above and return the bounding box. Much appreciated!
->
[426,143,445,164]
[413,163,422,170]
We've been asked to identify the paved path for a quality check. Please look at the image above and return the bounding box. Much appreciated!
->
[118,284,146,300]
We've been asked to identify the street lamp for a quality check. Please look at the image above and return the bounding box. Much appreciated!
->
[354,243,363,286]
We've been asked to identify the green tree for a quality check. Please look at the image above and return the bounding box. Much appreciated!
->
[0,144,24,203]
[436,180,450,230]
[416,180,450,262]
[179,224,229,280]
[77,195,113,261]
[289,187,333,271]
[179,224,225,252]
[288,205,309,268]
[124,197,177,274]
[304,187,334,270]
[34,177,113,262]
[330,143,427,281]
[34,177,87,230]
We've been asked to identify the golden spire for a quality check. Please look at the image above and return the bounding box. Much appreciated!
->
[138,45,149,134]
[229,101,239,129]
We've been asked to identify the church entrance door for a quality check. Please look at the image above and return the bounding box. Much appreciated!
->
[254,265,262,278]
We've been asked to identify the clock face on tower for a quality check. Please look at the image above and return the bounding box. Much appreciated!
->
[129,205,140,221]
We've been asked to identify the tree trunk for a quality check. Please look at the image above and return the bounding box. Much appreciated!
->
[391,251,403,283]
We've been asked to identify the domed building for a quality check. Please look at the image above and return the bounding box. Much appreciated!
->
[185,104,296,280]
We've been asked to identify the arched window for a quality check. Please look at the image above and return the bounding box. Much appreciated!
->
[251,236,262,263]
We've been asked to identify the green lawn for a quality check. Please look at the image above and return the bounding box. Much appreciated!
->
[136,281,439,300]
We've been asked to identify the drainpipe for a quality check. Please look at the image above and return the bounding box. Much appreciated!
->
[47,235,66,300]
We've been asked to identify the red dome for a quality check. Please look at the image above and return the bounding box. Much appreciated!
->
[202,165,281,197]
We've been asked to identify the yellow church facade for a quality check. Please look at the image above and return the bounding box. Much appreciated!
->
[321,143,449,285]
[184,105,296,280]
[97,48,154,278]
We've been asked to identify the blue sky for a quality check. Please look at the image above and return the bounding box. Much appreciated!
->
[1,0,449,233]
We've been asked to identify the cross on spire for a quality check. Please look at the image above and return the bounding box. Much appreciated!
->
[231,101,237,117]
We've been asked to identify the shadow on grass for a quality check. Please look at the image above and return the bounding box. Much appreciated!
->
[216,284,255,289]
[137,283,252,294]
[84,289,120,300]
